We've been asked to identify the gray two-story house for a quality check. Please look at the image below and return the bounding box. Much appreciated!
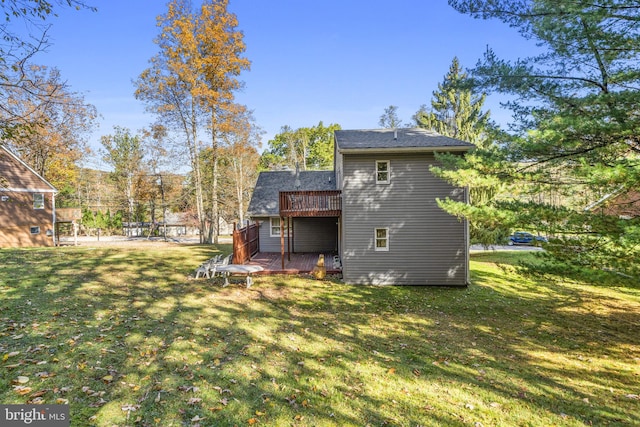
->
[247,128,474,286]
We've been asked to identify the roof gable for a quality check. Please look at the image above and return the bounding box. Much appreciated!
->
[248,170,336,216]
[0,145,57,192]
[334,128,475,152]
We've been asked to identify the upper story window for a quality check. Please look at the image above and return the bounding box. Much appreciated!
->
[33,193,44,209]
[270,217,290,237]
[376,160,390,184]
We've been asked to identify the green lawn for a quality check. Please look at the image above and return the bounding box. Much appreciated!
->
[0,243,638,426]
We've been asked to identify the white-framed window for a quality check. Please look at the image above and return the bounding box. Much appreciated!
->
[270,217,290,237]
[376,160,390,184]
[374,227,389,251]
[1,195,8,202]
[33,193,44,209]
[30,226,41,235]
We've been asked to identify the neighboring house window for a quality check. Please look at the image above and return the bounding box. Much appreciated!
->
[270,217,290,237]
[30,226,40,234]
[376,160,390,184]
[33,193,44,209]
[374,228,389,251]
[1,196,8,202]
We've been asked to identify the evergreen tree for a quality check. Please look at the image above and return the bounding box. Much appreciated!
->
[416,57,505,246]
[445,0,640,276]
[415,57,490,146]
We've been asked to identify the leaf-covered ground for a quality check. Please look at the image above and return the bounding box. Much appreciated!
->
[0,244,638,426]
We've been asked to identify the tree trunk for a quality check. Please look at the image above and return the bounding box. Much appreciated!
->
[209,110,219,245]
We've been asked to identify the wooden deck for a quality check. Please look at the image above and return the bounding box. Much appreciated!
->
[246,252,341,275]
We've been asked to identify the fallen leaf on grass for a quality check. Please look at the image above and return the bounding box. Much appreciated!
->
[35,371,55,378]
[387,368,396,374]
[89,398,107,408]
[13,385,32,395]
[5,364,22,369]
[248,418,258,425]
[29,389,49,399]
[3,351,20,361]
[14,376,29,384]
[187,397,202,405]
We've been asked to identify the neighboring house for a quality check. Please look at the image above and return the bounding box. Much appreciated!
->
[585,188,640,219]
[247,128,474,286]
[0,145,58,247]
[161,212,235,237]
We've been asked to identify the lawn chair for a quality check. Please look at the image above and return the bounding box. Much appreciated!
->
[208,254,231,278]
[195,255,225,279]
[195,262,211,279]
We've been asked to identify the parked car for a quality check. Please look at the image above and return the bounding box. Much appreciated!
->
[508,231,548,246]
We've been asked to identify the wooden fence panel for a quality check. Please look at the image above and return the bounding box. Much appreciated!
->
[232,222,260,264]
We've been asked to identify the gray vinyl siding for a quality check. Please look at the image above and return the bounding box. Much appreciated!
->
[256,216,338,253]
[256,217,280,252]
[341,153,468,286]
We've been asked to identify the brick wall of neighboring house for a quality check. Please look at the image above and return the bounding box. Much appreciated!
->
[0,190,55,247]
[603,190,640,219]
[0,145,57,247]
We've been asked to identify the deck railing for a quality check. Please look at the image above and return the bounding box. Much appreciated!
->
[279,190,342,217]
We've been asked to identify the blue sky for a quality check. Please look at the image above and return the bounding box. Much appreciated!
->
[35,0,536,164]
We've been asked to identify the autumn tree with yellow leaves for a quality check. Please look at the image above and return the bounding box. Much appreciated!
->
[135,0,251,243]
[2,65,97,193]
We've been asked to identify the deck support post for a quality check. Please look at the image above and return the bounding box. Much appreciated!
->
[280,216,285,270]
[287,216,291,261]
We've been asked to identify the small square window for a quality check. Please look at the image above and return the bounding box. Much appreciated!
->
[30,226,41,235]
[374,228,389,251]
[270,217,290,237]
[376,161,390,184]
[1,195,8,202]
[33,193,44,209]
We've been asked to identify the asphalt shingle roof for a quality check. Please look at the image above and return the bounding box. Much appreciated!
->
[248,170,336,216]
[334,128,475,151]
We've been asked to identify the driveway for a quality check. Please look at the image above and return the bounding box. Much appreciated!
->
[470,244,544,252]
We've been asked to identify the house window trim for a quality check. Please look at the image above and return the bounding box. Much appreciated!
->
[270,217,290,237]
[374,227,389,251]
[30,226,41,235]
[33,193,45,209]
[376,160,390,185]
